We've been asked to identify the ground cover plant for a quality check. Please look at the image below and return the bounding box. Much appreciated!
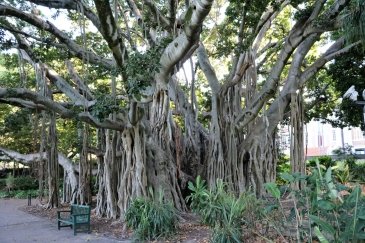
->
[125,188,177,241]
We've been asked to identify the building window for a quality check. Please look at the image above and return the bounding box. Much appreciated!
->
[332,130,336,141]
[318,135,323,147]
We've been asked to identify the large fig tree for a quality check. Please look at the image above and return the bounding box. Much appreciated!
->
[0,0,364,217]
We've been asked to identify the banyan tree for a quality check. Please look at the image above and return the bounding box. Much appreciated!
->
[0,0,364,218]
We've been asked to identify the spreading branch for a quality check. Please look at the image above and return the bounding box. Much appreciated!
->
[156,0,214,85]
[0,3,114,69]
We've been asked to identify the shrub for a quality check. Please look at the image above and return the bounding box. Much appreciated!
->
[0,189,39,199]
[308,156,335,169]
[350,163,365,182]
[187,177,248,242]
[125,188,177,241]
[270,164,365,242]
[212,223,242,243]
[0,178,6,189]
[186,175,208,213]
[13,176,38,190]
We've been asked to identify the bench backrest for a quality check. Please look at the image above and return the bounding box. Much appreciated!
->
[71,204,90,215]
[71,205,90,223]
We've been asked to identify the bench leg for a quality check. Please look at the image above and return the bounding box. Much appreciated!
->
[57,221,60,230]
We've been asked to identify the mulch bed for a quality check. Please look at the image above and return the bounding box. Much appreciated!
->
[20,202,211,242]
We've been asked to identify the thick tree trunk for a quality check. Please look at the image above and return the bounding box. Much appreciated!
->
[149,88,186,210]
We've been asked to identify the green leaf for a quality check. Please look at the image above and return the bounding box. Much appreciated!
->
[310,215,335,235]
[280,172,294,183]
[188,181,195,191]
[355,232,365,239]
[314,226,330,243]
[264,182,281,199]
[317,200,335,211]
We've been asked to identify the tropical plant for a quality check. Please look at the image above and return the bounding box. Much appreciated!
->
[308,156,336,169]
[277,162,365,242]
[334,164,351,184]
[125,188,177,241]
[186,175,208,212]
[187,177,251,242]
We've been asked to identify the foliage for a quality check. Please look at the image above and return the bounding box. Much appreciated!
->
[125,188,177,241]
[1,176,38,191]
[308,156,336,169]
[0,108,35,154]
[350,163,365,183]
[124,38,171,99]
[0,189,39,199]
[276,153,291,184]
[310,47,365,130]
[90,95,123,120]
[342,0,365,48]
[186,175,208,213]
[276,164,365,242]
[187,177,255,242]
[333,164,351,184]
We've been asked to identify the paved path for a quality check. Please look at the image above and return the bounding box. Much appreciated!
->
[0,199,128,243]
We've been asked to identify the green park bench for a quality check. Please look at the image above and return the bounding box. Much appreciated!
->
[57,204,91,235]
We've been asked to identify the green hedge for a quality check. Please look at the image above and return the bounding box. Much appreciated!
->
[0,189,39,199]
[0,176,38,190]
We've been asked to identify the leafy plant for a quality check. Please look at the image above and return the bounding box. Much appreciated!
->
[125,188,177,241]
[187,177,247,242]
[186,175,208,212]
[333,164,351,184]
[308,156,336,169]
[277,164,365,242]
[90,95,122,120]
[276,153,291,184]
[0,189,39,199]
[13,176,38,190]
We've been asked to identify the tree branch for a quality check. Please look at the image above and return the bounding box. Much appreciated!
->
[94,0,127,71]
[27,0,102,31]
[0,3,114,69]
[197,43,220,94]
[156,0,214,85]
[143,0,170,28]
[235,0,351,128]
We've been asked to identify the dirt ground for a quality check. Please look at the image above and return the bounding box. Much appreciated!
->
[20,201,211,243]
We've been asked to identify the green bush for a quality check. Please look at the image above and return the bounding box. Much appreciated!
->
[187,177,246,242]
[270,164,365,242]
[212,223,242,243]
[1,175,38,191]
[308,156,335,169]
[350,163,365,182]
[125,188,177,241]
[13,176,38,190]
[0,189,38,199]
[0,178,6,189]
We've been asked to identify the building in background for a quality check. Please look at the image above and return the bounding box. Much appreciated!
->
[305,120,365,156]
[277,120,365,157]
